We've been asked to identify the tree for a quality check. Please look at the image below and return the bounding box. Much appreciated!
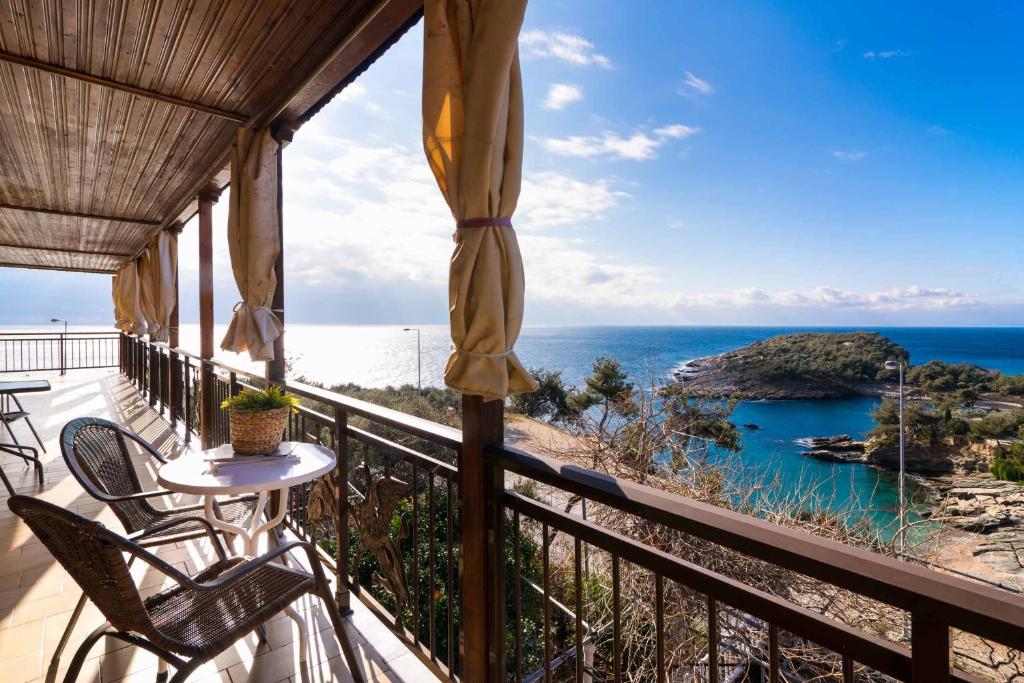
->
[508,368,578,422]
[568,356,636,437]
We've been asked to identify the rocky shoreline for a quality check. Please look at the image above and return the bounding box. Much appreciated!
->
[798,432,1024,580]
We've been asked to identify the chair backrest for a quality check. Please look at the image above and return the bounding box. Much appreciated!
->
[60,417,154,534]
[8,495,153,635]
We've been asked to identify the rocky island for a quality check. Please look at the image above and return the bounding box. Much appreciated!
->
[674,331,907,399]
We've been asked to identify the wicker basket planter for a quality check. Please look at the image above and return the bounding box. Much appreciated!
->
[228,406,289,455]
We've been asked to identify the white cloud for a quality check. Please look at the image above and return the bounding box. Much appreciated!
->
[521,30,612,68]
[654,124,701,139]
[543,83,583,110]
[863,50,912,60]
[672,286,979,312]
[832,149,866,161]
[543,125,700,161]
[680,71,713,96]
[520,172,627,229]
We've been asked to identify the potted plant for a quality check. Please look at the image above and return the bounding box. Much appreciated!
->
[220,385,299,455]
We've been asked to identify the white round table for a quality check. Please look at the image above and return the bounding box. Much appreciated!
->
[157,441,335,556]
[158,441,335,657]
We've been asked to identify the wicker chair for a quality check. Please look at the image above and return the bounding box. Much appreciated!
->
[10,495,365,683]
[52,416,260,678]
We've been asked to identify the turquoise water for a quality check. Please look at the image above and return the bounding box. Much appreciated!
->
[168,323,1022,536]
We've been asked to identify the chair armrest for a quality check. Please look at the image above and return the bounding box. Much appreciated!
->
[195,541,321,590]
[96,488,174,504]
[133,515,228,561]
[119,427,169,464]
[0,442,38,455]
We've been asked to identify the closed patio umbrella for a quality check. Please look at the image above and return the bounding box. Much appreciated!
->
[220,127,283,361]
[422,0,537,400]
[113,259,146,335]
[138,231,177,342]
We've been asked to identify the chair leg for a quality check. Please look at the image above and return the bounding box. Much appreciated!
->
[168,660,200,683]
[47,592,88,681]
[283,604,308,661]
[62,623,108,683]
[22,416,46,454]
[317,583,365,683]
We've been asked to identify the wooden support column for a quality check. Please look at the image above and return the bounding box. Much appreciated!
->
[460,395,506,681]
[266,126,293,385]
[167,223,183,426]
[198,191,218,449]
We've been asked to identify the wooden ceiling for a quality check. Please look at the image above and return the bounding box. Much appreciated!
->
[0,0,421,274]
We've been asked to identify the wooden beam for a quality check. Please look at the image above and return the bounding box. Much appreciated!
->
[460,395,506,681]
[198,193,217,361]
[266,134,287,383]
[0,50,248,123]
[0,242,132,259]
[0,261,115,275]
[0,201,160,226]
[198,192,216,449]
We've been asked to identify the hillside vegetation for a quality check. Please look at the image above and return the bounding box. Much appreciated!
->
[675,332,908,399]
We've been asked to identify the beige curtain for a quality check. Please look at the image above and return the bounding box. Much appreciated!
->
[422,0,537,400]
[220,127,283,362]
[138,231,178,342]
[113,259,146,335]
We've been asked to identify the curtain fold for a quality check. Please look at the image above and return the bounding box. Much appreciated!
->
[422,0,537,400]
[138,231,177,342]
[113,259,146,335]
[220,126,283,361]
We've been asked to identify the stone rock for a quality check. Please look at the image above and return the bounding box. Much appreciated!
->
[932,478,1024,533]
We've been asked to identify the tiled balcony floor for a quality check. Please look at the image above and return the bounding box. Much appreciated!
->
[0,369,440,683]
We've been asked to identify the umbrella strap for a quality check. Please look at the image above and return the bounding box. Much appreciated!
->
[454,347,513,358]
[456,217,513,228]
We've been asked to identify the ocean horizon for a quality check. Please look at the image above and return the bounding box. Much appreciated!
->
[4,322,1021,535]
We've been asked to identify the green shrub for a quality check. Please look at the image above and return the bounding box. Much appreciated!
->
[970,409,1024,440]
[991,443,1024,482]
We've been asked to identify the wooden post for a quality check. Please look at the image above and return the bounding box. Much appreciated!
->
[167,223,183,427]
[266,126,292,384]
[198,191,218,449]
[460,394,506,681]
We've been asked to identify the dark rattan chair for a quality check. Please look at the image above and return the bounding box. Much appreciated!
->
[10,495,365,683]
[52,416,260,678]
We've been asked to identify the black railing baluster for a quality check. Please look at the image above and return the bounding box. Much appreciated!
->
[574,536,584,683]
[446,475,455,673]
[514,510,523,683]
[543,521,552,683]
[656,573,665,683]
[428,473,437,661]
[412,462,420,645]
[769,623,779,683]
[707,596,719,683]
[613,555,621,682]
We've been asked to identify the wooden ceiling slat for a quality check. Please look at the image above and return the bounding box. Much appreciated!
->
[0,202,160,225]
[0,50,248,121]
[0,0,422,274]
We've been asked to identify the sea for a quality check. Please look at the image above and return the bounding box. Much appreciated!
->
[13,323,1024,537]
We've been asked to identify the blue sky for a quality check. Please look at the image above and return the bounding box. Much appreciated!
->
[2,1,1021,327]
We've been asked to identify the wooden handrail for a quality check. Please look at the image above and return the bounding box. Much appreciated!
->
[493,443,1024,652]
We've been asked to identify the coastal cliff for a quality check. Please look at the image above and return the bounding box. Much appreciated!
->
[674,331,907,399]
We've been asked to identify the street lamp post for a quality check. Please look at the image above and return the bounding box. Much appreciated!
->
[885,359,906,554]
[403,328,421,391]
[51,318,67,375]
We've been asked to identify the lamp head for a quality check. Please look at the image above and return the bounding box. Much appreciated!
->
[403,328,411,331]
[884,360,901,370]
[50,318,61,323]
